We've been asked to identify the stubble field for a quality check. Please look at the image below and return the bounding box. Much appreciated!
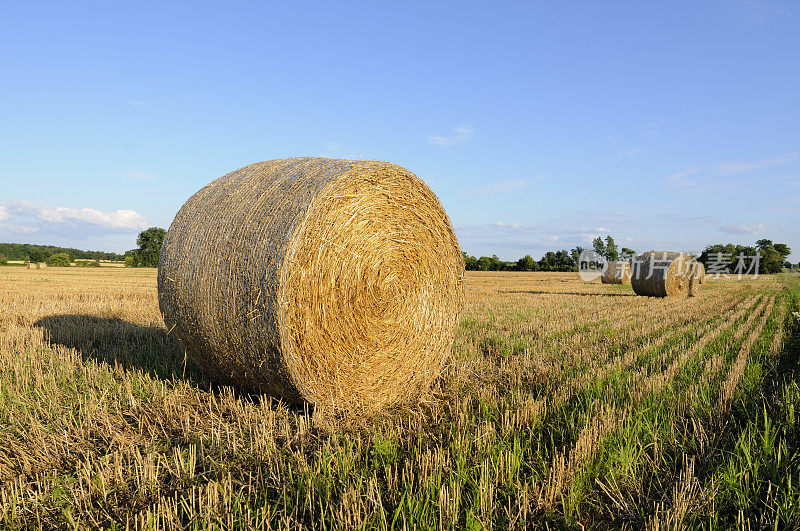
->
[0,268,798,529]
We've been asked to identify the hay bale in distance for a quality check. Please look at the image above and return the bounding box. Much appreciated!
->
[695,262,706,284]
[601,261,631,284]
[158,157,465,412]
[631,251,698,297]
[37,262,47,269]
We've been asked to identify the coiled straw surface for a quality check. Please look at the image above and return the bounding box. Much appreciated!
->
[158,158,465,412]
[600,261,631,284]
[631,251,698,297]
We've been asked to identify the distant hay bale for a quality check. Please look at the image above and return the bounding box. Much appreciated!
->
[695,262,706,284]
[601,261,631,284]
[26,262,36,270]
[631,251,698,297]
[158,157,465,412]
[37,262,47,269]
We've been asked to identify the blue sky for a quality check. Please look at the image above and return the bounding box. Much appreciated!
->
[1,1,798,260]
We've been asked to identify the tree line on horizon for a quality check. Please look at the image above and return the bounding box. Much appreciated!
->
[0,232,795,274]
[464,236,795,274]
[0,227,166,268]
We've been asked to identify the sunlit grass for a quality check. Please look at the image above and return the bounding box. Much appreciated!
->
[0,268,797,528]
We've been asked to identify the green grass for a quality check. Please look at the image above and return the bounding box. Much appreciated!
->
[1,273,799,528]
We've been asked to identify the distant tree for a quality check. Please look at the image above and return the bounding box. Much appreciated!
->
[472,255,505,271]
[699,241,791,275]
[135,227,167,267]
[124,256,137,268]
[46,253,72,267]
[569,246,585,265]
[0,253,7,265]
[516,255,537,272]
[28,250,48,263]
[620,247,636,261]
[463,252,478,271]
[538,250,575,272]
[604,236,619,261]
[592,237,606,258]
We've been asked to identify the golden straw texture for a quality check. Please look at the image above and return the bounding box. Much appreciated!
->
[600,261,631,284]
[631,251,698,297]
[158,157,465,412]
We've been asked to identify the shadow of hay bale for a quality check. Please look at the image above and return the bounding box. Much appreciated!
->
[33,314,204,383]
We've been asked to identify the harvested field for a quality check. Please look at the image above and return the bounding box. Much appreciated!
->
[1,268,798,528]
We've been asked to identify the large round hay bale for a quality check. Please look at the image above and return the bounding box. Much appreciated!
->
[631,251,697,297]
[158,157,465,412]
[601,261,631,284]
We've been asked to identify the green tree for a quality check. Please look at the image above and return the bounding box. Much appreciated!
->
[538,250,575,272]
[515,255,537,272]
[621,247,636,261]
[46,253,72,267]
[462,252,478,271]
[569,246,585,265]
[604,235,619,261]
[0,253,7,265]
[124,256,137,268]
[135,227,167,267]
[592,237,605,258]
[28,250,47,263]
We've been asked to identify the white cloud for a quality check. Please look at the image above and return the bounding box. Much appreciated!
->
[124,170,157,180]
[126,99,150,107]
[668,153,798,190]
[713,153,796,175]
[719,223,770,235]
[0,201,148,236]
[667,153,797,188]
[429,124,475,147]
[463,179,530,198]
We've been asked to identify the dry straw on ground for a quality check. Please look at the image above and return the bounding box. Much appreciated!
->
[631,251,698,297]
[601,261,631,284]
[158,157,465,412]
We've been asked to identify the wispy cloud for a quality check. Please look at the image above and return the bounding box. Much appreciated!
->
[429,124,475,147]
[0,201,148,237]
[124,170,157,180]
[462,179,530,198]
[321,141,363,159]
[719,223,770,235]
[710,0,791,27]
[615,148,646,159]
[668,153,798,190]
[126,99,150,107]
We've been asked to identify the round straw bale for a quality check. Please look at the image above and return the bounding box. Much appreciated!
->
[158,157,465,412]
[600,261,631,284]
[695,262,706,284]
[631,251,698,297]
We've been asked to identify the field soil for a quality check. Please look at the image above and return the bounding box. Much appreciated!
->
[1,268,798,528]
